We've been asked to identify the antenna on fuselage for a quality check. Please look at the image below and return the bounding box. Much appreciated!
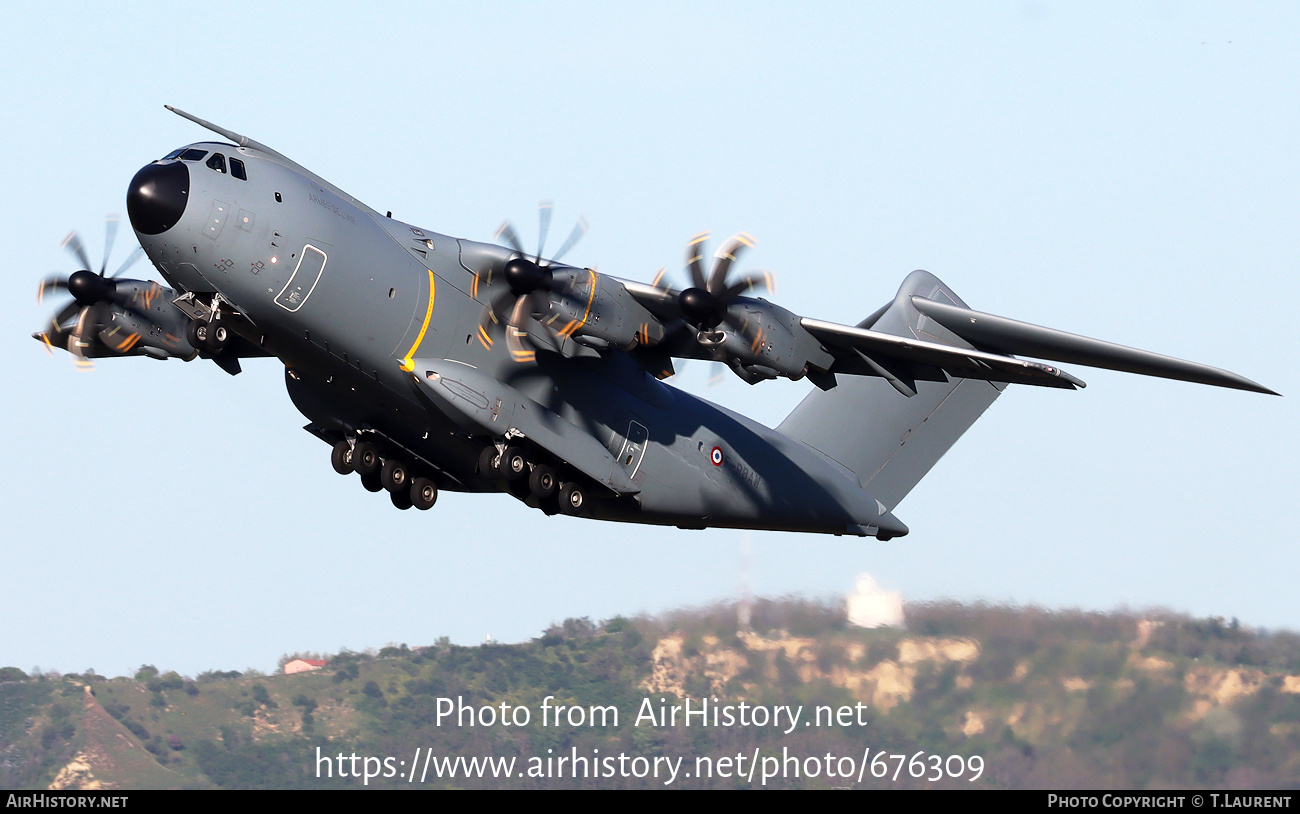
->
[165,105,289,162]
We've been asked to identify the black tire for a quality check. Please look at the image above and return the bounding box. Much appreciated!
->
[208,321,230,352]
[185,320,204,350]
[529,464,558,499]
[500,445,528,481]
[390,489,412,510]
[477,446,501,478]
[360,470,383,493]
[354,442,380,476]
[559,482,585,515]
[380,458,409,493]
[330,441,354,475]
[411,477,438,510]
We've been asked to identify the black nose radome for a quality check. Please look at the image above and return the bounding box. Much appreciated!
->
[127,160,189,235]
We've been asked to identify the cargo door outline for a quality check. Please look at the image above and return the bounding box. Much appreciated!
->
[275,244,327,312]
[614,420,648,479]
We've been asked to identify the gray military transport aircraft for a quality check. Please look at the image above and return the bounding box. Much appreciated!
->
[35,106,1276,540]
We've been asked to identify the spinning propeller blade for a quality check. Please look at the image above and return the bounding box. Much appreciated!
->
[36,215,157,366]
[480,203,591,361]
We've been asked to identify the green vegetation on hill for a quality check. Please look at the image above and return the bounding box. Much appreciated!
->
[2,600,1298,789]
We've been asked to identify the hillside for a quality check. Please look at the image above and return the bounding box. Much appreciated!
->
[2,601,1298,789]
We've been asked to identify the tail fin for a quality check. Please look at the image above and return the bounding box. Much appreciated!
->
[778,270,1004,510]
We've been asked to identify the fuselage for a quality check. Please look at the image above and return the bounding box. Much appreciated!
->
[126,141,900,537]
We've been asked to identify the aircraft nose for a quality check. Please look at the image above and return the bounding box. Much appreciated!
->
[126,160,189,235]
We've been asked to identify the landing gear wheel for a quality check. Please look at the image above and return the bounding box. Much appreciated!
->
[529,464,558,500]
[411,477,438,510]
[330,441,354,475]
[380,458,409,493]
[187,320,208,350]
[207,320,230,352]
[477,446,501,479]
[353,442,380,476]
[500,445,528,482]
[559,482,585,515]
[360,471,383,493]
[390,489,413,510]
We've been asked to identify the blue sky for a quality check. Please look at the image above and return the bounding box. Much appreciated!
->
[2,2,1295,679]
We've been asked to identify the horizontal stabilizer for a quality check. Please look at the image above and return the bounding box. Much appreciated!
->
[909,297,1277,395]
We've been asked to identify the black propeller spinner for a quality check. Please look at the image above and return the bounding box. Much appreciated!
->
[652,231,774,340]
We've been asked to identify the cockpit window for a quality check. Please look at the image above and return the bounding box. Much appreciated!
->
[206,153,227,173]
[162,148,184,161]
[179,148,208,162]
[230,157,247,181]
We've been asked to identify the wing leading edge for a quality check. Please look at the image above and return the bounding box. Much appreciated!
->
[906,296,1277,396]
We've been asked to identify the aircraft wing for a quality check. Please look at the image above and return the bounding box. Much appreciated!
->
[800,317,1087,395]
[907,297,1277,395]
[624,274,1276,396]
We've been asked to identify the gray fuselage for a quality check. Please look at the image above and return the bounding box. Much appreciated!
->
[131,141,893,536]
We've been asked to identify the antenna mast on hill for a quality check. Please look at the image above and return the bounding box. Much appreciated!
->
[737,534,752,632]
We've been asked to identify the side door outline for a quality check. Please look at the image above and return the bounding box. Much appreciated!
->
[275,244,328,312]
[615,419,649,479]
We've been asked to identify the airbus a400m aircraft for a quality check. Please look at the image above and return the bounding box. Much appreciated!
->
[35,107,1276,540]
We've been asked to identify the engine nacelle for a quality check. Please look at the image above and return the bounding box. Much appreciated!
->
[549,271,664,351]
[715,298,835,381]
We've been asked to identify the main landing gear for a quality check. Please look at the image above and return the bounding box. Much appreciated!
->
[477,442,588,517]
[331,438,439,511]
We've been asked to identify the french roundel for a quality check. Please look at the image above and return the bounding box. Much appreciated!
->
[710,446,724,466]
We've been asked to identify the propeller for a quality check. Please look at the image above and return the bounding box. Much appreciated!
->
[647,231,775,353]
[35,215,149,367]
[475,202,591,362]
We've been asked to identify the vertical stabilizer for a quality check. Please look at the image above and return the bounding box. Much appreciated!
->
[778,271,1005,510]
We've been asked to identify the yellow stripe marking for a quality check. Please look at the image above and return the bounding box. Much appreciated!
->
[478,325,493,349]
[575,269,597,334]
[555,269,598,339]
[400,269,437,372]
